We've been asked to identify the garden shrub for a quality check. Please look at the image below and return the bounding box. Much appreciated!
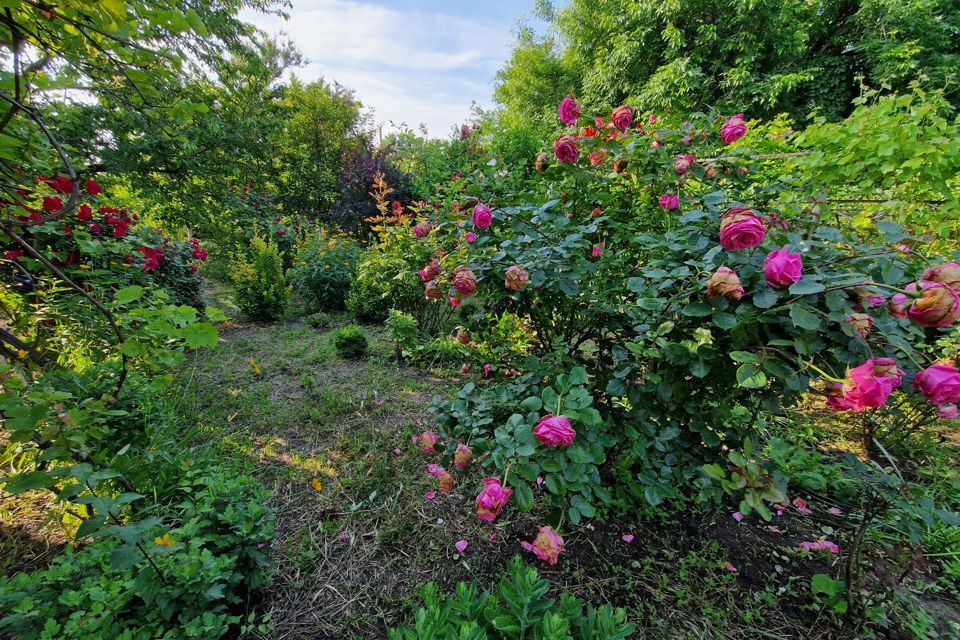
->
[230,235,290,321]
[305,311,331,329]
[0,468,275,640]
[386,309,419,359]
[288,226,360,311]
[412,96,959,529]
[387,556,634,640]
[331,324,368,358]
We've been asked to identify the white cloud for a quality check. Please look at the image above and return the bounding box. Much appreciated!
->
[241,0,516,136]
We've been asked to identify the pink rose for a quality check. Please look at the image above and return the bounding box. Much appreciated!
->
[659,194,679,210]
[907,282,960,327]
[588,150,607,166]
[418,260,440,282]
[558,95,581,126]
[922,262,960,290]
[611,104,634,130]
[938,404,958,420]
[649,114,657,124]
[475,477,512,522]
[719,208,766,251]
[888,290,912,318]
[706,266,744,301]
[720,113,747,144]
[521,526,565,565]
[482,363,493,376]
[420,432,439,453]
[842,358,903,411]
[554,135,579,163]
[454,444,473,469]
[825,382,856,411]
[591,243,604,258]
[674,154,695,174]
[533,414,576,447]
[472,204,492,230]
[465,232,477,244]
[413,220,431,239]
[449,296,461,307]
[504,265,529,292]
[427,463,445,477]
[914,363,960,406]
[763,246,803,289]
[453,267,477,297]
[865,294,886,308]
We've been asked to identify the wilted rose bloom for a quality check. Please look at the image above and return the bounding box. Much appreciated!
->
[591,243,604,258]
[674,154,695,174]
[842,358,903,411]
[449,296,461,307]
[461,363,471,374]
[438,472,455,493]
[521,526,565,565]
[763,246,803,289]
[706,266,744,301]
[482,363,493,376]
[922,262,960,290]
[825,382,856,411]
[611,104,634,129]
[649,113,657,124]
[588,150,607,166]
[456,328,471,345]
[908,282,960,327]
[504,265,530,291]
[427,463,445,477]
[475,477,512,522]
[720,113,747,144]
[554,135,579,163]
[846,312,874,337]
[465,232,477,244]
[939,404,959,420]
[420,432,439,453]
[557,95,581,125]
[419,260,440,282]
[413,220,431,239]
[534,414,576,446]
[914,363,960,406]
[454,444,473,469]
[535,152,550,173]
[719,208,766,250]
[472,204,492,229]
[425,280,443,300]
[659,194,679,210]
[612,158,628,174]
[454,267,477,297]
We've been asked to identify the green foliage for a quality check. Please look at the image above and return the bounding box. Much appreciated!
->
[230,235,290,321]
[702,439,788,521]
[331,324,369,359]
[288,227,360,311]
[0,468,275,640]
[387,556,635,640]
[305,311,331,329]
[386,309,420,359]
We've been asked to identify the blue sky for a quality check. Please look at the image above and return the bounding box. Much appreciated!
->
[241,0,540,138]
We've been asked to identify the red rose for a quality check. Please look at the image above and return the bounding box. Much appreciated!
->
[83,179,102,195]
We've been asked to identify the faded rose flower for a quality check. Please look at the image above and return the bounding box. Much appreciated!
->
[464,232,477,244]
[554,135,579,163]
[763,246,803,289]
[419,260,440,282]
[888,290,912,318]
[674,154,695,174]
[612,158,628,173]
[588,150,607,166]
[611,104,634,130]
[504,265,529,292]
[438,471,455,493]
[413,220,431,239]
[454,267,477,297]
[425,280,443,300]
[706,266,744,301]
[558,95,581,126]
[427,463,445,478]
[842,358,903,411]
[914,363,960,406]
[472,204,492,230]
[454,444,473,469]
[475,477,512,522]
[922,262,960,290]
[482,363,493,376]
[908,282,960,327]
[533,414,576,447]
[456,328,471,345]
[825,382,856,411]
[659,194,679,210]
[521,526,565,565]
[535,152,550,173]
[719,207,766,251]
[449,296,461,307]
[420,432,439,453]
[938,404,958,420]
[846,312,874,337]
[720,113,747,144]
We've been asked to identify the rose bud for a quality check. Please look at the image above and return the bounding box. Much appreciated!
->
[888,291,911,318]
[472,204,492,229]
[504,265,529,292]
[706,266,744,301]
[413,220,431,239]
[674,154,695,174]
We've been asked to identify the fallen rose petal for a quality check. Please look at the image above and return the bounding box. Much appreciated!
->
[622,534,635,543]
[393,448,402,455]
[828,507,844,516]
[455,539,469,553]
[489,533,497,541]
[425,491,436,500]
[339,534,348,542]
[724,561,737,572]
[732,511,744,522]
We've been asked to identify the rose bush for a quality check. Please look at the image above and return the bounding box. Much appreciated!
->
[416,100,958,525]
